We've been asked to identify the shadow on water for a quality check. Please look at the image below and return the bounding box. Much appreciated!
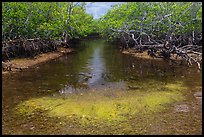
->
[2,38,202,135]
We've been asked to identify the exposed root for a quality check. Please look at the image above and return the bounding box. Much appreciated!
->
[2,38,69,62]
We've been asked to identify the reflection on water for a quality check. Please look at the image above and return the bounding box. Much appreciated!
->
[87,47,105,86]
[2,38,202,134]
[2,38,202,100]
[58,39,128,94]
[3,38,201,98]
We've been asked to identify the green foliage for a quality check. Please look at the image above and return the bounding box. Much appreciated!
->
[98,2,202,41]
[2,2,202,42]
[2,2,97,41]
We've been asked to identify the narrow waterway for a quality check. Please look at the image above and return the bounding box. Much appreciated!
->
[2,39,202,135]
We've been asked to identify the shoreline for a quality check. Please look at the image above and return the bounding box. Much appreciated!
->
[122,48,185,61]
[2,47,74,75]
[121,49,202,70]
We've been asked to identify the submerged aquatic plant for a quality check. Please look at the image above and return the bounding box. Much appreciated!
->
[15,81,186,125]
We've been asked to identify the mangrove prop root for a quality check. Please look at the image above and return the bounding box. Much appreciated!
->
[136,43,202,70]
[2,38,69,62]
[111,28,202,70]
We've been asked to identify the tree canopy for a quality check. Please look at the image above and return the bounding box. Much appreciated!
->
[2,2,202,44]
[2,2,98,41]
[98,2,202,46]
[97,2,202,69]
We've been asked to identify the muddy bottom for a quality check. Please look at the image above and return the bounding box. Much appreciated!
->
[2,39,202,135]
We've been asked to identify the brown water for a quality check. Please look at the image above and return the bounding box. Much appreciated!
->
[2,39,202,135]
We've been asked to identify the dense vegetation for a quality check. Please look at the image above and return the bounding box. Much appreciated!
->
[2,2,202,44]
[98,2,202,69]
[99,2,202,46]
[2,2,202,69]
[2,2,98,41]
[2,2,98,62]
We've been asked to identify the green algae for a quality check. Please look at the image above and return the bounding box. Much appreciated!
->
[15,81,186,126]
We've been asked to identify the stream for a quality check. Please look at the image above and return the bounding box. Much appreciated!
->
[2,39,202,135]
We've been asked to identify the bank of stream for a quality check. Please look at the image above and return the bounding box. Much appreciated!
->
[2,39,202,135]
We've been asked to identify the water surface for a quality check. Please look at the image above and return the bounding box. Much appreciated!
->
[2,39,202,135]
